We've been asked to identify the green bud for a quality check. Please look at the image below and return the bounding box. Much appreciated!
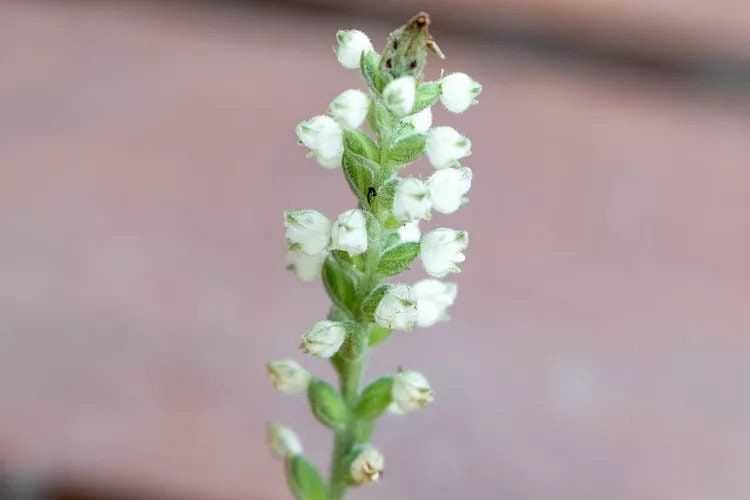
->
[308,379,348,429]
[354,377,394,420]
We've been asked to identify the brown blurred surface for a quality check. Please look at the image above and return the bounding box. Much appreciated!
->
[1,1,750,499]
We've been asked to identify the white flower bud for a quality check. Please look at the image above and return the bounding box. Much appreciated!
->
[286,249,326,282]
[402,106,432,133]
[330,208,368,256]
[284,210,331,256]
[427,166,473,214]
[440,72,482,113]
[397,220,421,243]
[330,89,370,130]
[420,228,469,277]
[300,320,347,358]
[296,115,343,169]
[335,30,374,69]
[425,126,471,169]
[374,284,418,331]
[383,76,416,117]
[391,370,434,413]
[349,445,384,484]
[266,422,303,459]
[392,177,432,222]
[413,279,458,328]
[266,359,312,394]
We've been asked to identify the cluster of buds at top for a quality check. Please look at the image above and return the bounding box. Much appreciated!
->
[269,12,482,498]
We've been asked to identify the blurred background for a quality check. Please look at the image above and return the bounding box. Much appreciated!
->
[1,0,749,499]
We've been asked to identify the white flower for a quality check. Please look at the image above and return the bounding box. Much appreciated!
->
[330,89,370,130]
[427,166,473,214]
[349,445,384,484]
[383,76,416,117]
[391,370,434,413]
[420,228,469,277]
[440,72,482,113]
[296,115,343,169]
[335,30,374,69]
[266,359,312,394]
[402,106,432,133]
[284,210,331,256]
[425,126,471,169]
[286,249,325,282]
[413,279,457,327]
[266,422,303,459]
[397,220,421,243]
[392,177,432,222]
[331,209,368,256]
[300,320,347,358]
[374,284,418,331]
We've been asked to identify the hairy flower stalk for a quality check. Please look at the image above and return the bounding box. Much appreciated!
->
[267,12,481,499]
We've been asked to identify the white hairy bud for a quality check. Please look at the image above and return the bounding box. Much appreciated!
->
[266,359,312,394]
[440,72,482,113]
[300,320,347,358]
[427,166,473,214]
[286,249,325,282]
[391,370,435,414]
[397,220,421,243]
[331,208,368,256]
[392,177,432,222]
[402,106,432,133]
[349,445,384,484]
[374,284,418,331]
[330,89,370,130]
[383,76,416,117]
[420,228,469,277]
[284,210,331,256]
[296,115,344,169]
[266,422,303,459]
[335,30,375,69]
[425,126,471,169]
[412,279,458,328]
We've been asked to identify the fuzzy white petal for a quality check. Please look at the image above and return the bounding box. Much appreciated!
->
[286,249,325,282]
[267,423,303,458]
[336,30,374,69]
[300,320,347,358]
[330,208,368,256]
[330,89,370,130]
[392,177,432,222]
[349,445,384,484]
[266,359,312,394]
[397,220,421,243]
[420,228,469,277]
[391,370,434,413]
[284,210,331,255]
[403,106,432,133]
[427,166,473,214]
[413,279,458,327]
[383,76,417,117]
[425,126,471,169]
[440,72,482,113]
[374,284,418,331]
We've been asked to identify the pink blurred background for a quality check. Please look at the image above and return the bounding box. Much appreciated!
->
[1,1,749,499]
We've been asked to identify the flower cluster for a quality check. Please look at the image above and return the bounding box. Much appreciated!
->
[267,15,481,499]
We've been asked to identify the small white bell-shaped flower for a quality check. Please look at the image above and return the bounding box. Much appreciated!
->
[266,422,303,459]
[331,209,368,256]
[402,106,432,133]
[392,177,432,222]
[284,210,331,256]
[391,370,435,413]
[374,284,418,331]
[335,30,375,69]
[420,228,469,277]
[427,166,473,214]
[300,320,347,358]
[412,279,458,328]
[397,220,421,243]
[296,115,344,168]
[286,249,326,282]
[383,76,416,117]
[425,126,471,169]
[349,445,384,484]
[440,72,483,113]
[330,89,370,130]
[266,359,312,394]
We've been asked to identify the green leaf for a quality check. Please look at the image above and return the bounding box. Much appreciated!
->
[322,256,356,314]
[367,99,396,136]
[343,129,379,163]
[360,285,389,323]
[308,380,348,429]
[362,210,382,250]
[384,132,425,168]
[368,325,392,346]
[360,50,385,94]
[354,377,394,420]
[354,420,375,444]
[286,455,329,500]
[342,149,377,204]
[336,322,367,361]
[412,81,441,114]
[377,242,420,276]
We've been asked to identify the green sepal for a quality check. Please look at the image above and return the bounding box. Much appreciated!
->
[368,324,392,346]
[367,99,396,137]
[322,256,357,315]
[412,81,441,114]
[360,50,386,94]
[285,455,329,500]
[360,285,389,323]
[308,379,348,429]
[343,129,379,164]
[384,132,425,168]
[362,211,382,251]
[342,149,377,205]
[354,377,394,420]
[377,242,420,276]
[336,322,367,362]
